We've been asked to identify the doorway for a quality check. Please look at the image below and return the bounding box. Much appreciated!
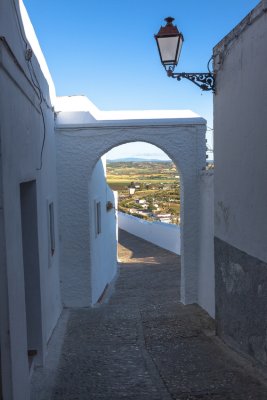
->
[20,180,43,367]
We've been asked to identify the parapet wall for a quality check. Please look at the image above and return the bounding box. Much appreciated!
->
[118,212,180,255]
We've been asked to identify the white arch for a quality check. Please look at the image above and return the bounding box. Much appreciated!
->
[55,96,206,307]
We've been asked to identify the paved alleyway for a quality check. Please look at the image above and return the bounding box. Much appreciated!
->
[32,230,267,400]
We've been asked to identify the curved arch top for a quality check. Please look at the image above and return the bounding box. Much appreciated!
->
[55,96,207,307]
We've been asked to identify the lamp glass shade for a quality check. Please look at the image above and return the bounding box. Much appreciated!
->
[157,36,182,66]
[155,17,184,67]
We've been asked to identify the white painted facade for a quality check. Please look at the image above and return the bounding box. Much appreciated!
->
[118,212,181,255]
[212,1,267,363]
[213,1,267,263]
[55,95,207,307]
[198,171,214,317]
[0,1,61,399]
[90,158,118,304]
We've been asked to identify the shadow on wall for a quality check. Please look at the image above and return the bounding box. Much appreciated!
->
[89,158,118,305]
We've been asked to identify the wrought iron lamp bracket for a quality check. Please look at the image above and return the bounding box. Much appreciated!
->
[167,69,215,93]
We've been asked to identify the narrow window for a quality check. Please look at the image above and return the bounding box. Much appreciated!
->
[96,201,101,236]
[48,202,55,255]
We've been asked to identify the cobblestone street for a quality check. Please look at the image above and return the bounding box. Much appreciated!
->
[31,230,267,400]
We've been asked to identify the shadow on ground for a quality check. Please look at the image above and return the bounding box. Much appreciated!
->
[118,228,179,266]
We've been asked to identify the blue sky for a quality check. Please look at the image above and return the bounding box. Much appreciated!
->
[23,0,259,160]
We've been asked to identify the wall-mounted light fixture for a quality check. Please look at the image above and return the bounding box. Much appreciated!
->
[106,201,114,211]
[155,17,215,93]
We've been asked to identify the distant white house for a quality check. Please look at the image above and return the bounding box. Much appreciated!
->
[136,199,146,204]
[156,213,172,223]
[129,187,136,195]
[142,204,149,209]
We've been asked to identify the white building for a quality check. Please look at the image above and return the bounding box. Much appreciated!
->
[155,213,172,223]
[213,0,267,365]
[136,199,146,204]
[128,187,136,195]
[0,2,62,399]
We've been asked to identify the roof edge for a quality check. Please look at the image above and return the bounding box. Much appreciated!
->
[213,1,266,54]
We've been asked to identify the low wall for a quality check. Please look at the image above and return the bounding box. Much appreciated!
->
[118,212,180,255]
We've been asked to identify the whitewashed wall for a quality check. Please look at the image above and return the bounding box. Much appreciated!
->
[0,1,61,399]
[213,1,267,364]
[56,96,206,307]
[213,2,267,262]
[198,171,214,318]
[89,158,117,304]
[118,212,180,255]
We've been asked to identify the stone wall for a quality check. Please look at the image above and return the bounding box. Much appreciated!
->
[215,238,267,364]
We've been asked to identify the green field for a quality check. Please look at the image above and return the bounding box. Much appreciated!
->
[106,161,180,223]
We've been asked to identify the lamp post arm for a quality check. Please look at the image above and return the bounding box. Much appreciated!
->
[167,69,215,93]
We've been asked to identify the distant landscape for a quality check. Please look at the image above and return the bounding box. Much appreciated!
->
[107,157,171,163]
[106,160,180,224]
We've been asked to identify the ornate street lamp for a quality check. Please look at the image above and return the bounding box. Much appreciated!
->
[155,17,215,92]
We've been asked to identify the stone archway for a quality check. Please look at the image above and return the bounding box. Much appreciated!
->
[55,99,206,308]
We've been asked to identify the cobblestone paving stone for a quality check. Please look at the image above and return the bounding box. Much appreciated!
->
[51,230,267,400]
